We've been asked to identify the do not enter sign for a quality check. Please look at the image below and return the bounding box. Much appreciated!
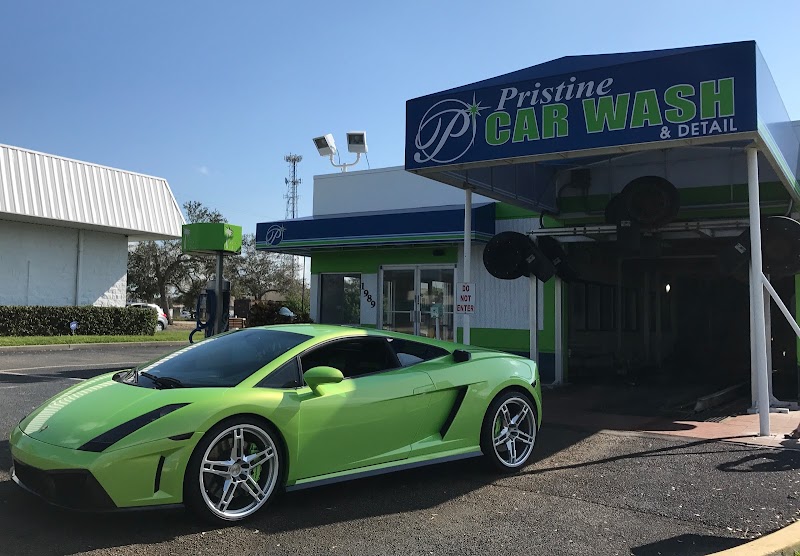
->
[456,283,476,314]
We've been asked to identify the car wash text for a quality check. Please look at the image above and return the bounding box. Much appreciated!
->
[485,77,736,145]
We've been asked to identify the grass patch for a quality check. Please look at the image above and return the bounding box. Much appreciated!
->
[0,329,190,346]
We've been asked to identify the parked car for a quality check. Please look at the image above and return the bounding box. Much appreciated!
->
[9,325,541,523]
[180,309,192,319]
[128,303,169,331]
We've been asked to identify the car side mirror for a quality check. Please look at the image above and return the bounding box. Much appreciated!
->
[304,366,344,394]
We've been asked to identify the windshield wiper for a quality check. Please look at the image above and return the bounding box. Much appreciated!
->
[139,371,185,389]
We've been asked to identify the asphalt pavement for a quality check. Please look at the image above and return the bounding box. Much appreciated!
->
[1,346,799,555]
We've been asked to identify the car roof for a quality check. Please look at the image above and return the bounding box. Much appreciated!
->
[252,324,460,351]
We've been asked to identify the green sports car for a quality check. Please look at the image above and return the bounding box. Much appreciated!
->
[10,324,542,523]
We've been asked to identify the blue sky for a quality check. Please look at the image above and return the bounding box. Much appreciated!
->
[1,1,799,234]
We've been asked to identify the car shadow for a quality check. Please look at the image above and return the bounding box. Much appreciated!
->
[0,424,596,555]
[717,450,800,472]
[631,533,745,555]
[0,441,503,555]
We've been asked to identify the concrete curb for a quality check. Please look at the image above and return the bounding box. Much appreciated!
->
[0,341,188,353]
[707,520,800,555]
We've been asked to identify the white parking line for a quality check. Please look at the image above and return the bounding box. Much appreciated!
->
[0,371,84,382]
[0,362,137,373]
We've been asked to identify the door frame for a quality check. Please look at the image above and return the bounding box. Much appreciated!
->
[378,264,456,337]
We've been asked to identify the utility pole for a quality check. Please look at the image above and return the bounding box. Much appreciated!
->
[284,154,305,311]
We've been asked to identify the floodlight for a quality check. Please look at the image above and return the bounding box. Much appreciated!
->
[346,131,368,154]
[313,134,337,157]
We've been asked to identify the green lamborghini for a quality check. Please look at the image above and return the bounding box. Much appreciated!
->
[10,325,542,523]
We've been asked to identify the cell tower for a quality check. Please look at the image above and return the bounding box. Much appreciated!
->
[284,154,302,220]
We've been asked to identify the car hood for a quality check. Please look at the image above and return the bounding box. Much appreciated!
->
[19,373,192,450]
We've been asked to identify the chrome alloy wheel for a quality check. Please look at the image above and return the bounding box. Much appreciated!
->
[199,424,279,520]
[491,397,536,468]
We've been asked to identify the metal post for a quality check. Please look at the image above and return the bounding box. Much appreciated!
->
[747,147,771,436]
[764,279,774,398]
[643,270,651,365]
[215,252,224,336]
[655,269,662,368]
[554,276,564,384]
[463,188,472,345]
[616,258,623,355]
[530,276,538,362]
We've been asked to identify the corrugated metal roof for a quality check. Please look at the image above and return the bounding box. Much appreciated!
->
[0,143,185,240]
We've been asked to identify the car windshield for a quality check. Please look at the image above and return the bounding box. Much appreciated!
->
[128,329,310,388]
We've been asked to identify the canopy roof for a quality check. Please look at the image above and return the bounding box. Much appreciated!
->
[405,41,799,213]
[0,143,185,240]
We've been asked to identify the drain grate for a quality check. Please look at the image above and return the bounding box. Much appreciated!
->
[704,415,728,423]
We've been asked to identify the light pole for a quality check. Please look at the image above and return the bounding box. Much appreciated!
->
[313,132,368,172]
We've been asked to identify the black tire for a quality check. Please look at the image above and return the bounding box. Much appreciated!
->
[156,321,165,331]
[184,416,284,524]
[480,390,538,472]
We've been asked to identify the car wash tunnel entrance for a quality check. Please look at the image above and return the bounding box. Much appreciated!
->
[405,41,800,433]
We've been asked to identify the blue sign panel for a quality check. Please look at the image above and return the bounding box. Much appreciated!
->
[256,204,496,252]
[406,42,757,171]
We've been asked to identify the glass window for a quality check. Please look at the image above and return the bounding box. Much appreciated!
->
[300,338,398,379]
[257,358,301,389]
[130,329,310,388]
[320,274,361,325]
[387,338,449,367]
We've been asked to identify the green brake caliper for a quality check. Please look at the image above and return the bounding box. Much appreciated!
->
[248,443,262,482]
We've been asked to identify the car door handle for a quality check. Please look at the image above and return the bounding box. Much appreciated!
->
[413,384,435,394]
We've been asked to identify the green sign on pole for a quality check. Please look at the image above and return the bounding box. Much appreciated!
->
[182,223,242,255]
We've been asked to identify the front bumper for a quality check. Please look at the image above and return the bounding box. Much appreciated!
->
[10,425,195,511]
[12,458,116,510]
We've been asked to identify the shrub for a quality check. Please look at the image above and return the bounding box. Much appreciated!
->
[0,306,157,337]
[247,301,313,327]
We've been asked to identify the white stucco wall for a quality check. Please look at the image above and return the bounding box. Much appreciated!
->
[313,166,494,216]
[0,219,127,307]
[455,216,543,331]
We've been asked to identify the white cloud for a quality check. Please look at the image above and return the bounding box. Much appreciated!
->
[197,165,210,175]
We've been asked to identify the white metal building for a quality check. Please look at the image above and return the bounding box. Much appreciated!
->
[0,143,184,307]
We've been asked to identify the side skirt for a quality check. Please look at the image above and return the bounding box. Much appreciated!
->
[285,450,483,492]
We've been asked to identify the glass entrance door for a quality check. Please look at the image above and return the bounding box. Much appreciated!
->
[381,269,416,336]
[381,266,454,341]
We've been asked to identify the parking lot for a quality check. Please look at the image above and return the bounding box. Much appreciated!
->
[1,345,799,556]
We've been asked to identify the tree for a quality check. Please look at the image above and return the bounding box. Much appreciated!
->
[232,234,292,300]
[127,201,226,323]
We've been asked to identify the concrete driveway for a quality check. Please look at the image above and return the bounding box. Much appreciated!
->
[0,345,798,556]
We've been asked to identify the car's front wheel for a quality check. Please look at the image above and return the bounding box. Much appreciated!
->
[184,417,282,523]
[480,391,538,472]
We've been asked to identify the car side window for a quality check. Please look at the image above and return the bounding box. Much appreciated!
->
[256,358,301,389]
[387,338,449,367]
[300,338,399,380]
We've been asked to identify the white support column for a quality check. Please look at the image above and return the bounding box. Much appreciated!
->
[554,276,564,384]
[749,266,758,410]
[746,146,771,436]
[530,275,538,363]
[463,188,472,345]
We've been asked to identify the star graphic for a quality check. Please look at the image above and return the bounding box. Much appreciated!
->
[466,93,487,118]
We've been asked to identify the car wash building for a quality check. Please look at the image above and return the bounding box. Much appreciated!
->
[257,41,800,435]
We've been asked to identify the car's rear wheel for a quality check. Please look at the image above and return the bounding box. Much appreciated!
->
[156,321,165,331]
[480,391,537,472]
[184,417,282,523]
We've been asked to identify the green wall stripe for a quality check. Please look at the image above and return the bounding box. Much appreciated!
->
[311,246,459,274]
